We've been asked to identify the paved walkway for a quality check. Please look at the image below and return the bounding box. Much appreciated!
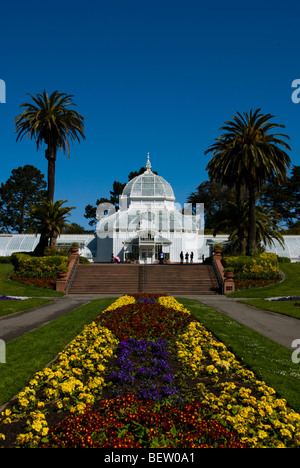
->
[183,295,300,350]
[0,294,299,350]
[0,295,118,343]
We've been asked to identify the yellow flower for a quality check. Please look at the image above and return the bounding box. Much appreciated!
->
[280,428,293,439]
[206,365,218,374]
[16,433,33,445]
[258,430,269,440]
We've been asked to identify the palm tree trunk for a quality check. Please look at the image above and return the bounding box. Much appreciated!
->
[46,147,56,202]
[50,232,58,248]
[247,183,257,254]
[239,231,247,254]
[235,182,247,254]
[34,233,49,256]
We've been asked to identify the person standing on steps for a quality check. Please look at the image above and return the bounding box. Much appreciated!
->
[180,251,184,264]
[190,252,194,264]
[185,252,189,264]
[159,250,164,264]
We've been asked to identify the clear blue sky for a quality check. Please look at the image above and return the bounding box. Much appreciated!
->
[1,0,300,230]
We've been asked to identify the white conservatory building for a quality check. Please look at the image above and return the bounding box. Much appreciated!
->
[95,155,204,263]
[0,155,299,263]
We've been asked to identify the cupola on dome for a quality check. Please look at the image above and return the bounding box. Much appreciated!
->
[122,155,175,202]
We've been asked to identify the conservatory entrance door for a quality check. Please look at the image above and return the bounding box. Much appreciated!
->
[140,247,154,264]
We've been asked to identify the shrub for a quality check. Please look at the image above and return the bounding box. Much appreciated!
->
[79,256,90,264]
[223,253,280,280]
[12,254,68,278]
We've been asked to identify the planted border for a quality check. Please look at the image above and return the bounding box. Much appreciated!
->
[1,294,300,448]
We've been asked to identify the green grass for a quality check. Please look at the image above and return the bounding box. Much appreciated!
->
[228,263,300,298]
[177,298,300,413]
[228,262,300,317]
[0,264,64,298]
[0,298,116,406]
[239,298,300,319]
[0,298,53,318]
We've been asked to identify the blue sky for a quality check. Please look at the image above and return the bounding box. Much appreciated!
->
[1,0,300,230]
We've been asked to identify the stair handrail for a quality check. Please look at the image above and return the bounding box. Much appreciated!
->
[66,254,80,294]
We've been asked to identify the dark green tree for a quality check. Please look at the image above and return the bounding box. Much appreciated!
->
[187,180,237,231]
[63,222,89,234]
[0,165,47,233]
[109,181,126,208]
[259,165,300,230]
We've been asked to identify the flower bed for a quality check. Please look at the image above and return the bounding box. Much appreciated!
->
[10,276,57,290]
[234,278,281,291]
[1,294,300,448]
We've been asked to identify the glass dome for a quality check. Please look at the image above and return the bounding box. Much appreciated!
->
[122,156,175,202]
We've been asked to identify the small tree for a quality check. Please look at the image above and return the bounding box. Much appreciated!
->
[30,200,75,253]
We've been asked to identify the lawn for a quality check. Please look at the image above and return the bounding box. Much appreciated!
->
[0,263,62,317]
[238,298,300,320]
[228,262,300,318]
[0,264,63,298]
[228,263,300,298]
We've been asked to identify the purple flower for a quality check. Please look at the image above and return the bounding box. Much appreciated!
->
[270,296,300,301]
[137,297,156,304]
[0,295,21,300]
[108,338,181,402]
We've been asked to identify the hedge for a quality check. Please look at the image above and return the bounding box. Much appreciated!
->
[11,253,68,278]
[222,253,280,280]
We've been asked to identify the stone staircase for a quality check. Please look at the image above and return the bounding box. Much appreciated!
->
[68,263,221,295]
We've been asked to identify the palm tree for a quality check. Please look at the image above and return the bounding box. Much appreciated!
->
[205,109,291,254]
[212,201,248,254]
[213,201,284,254]
[30,199,75,251]
[15,90,85,202]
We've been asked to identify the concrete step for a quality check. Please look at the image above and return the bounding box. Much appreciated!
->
[68,263,221,295]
